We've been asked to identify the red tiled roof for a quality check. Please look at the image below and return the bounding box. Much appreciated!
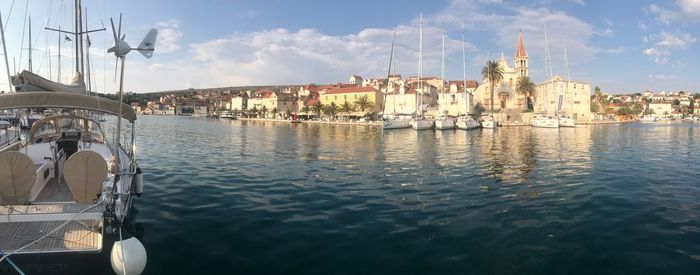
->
[325,86,378,95]
[448,80,478,88]
[306,98,319,106]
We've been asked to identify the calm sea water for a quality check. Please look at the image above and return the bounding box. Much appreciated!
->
[131,117,700,274]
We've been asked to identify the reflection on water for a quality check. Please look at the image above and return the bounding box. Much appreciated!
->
[133,117,700,274]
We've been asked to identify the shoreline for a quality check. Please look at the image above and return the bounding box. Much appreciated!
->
[144,114,645,127]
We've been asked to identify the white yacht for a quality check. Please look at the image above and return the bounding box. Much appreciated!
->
[434,114,455,130]
[383,115,412,129]
[481,115,497,129]
[0,93,147,274]
[639,115,657,123]
[456,115,480,130]
[559,115,575,127]
[411,117,435,130]
[530,114,560,128]
[0,7,155,274]
[219,112,236,119]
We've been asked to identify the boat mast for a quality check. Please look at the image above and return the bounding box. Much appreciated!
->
[544,24,550,116]
[462,20,467,114]
[563,35,570,115]
[57,28,61,83]
[28,16,32,73]
[383,26,396,116]
[85,8,92,94]
[0,12,12,92]
[418,13,423,118]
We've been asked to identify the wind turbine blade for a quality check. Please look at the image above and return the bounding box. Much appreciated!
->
[110,18,118,43]
[118,13,122,41]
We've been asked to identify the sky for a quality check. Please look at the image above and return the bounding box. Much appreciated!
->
[0,0,699,94]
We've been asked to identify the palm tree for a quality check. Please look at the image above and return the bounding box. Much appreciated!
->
[340,101,353,113]
[310,101,324,118]
[251,106,258,118]
[285,108,292,119]
[515,76,536,111]
[301,106,310,114]
[261,105,268,118]
[354,95,374,112]
[481,60,504,112]
[271,107,279,119]
[328,102,338,120]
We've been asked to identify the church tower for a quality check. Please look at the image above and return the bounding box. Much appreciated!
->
[514,31,528,79]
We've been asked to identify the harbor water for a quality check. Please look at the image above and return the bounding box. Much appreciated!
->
[131,116,700,274]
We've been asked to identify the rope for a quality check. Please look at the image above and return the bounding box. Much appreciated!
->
[0,250,24,275]
[0,202,103,264]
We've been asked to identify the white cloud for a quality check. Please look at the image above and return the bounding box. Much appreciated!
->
[648,74,676,80]
[642,47,670,57]
[654,31,696,49]
[605,47,625,55]
[679,0,700,17]
[644,4,679,26]
[118,25,477,91]
[638,22,648,31]
[155,20,183,53]
[567,0,585,6]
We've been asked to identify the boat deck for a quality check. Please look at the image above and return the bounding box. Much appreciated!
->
[0,203,104,254]
[34,177,75,203]
[0,219,102,254]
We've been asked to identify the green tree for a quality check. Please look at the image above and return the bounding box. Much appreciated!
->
[515,76,537,111]
[251,106,258,117]
[301,106,310,114]
[285,109,292,118]
[590,103,599,113]
[271,107,278,119]
[690,100,695,114]
[327,102,339,119]
[481,60,504,112]
[672,99,680,106]
[354,95,374,112]
[340,101,353,113]
[310,101,324,118]
[261,105,268,118]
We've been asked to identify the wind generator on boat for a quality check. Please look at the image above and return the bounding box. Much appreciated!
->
[0,11,157,275]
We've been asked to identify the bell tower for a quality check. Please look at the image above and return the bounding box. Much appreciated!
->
[514,31,528,79]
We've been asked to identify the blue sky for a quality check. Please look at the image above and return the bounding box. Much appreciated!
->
[1,0,699,94]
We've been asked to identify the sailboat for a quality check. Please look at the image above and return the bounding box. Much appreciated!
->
[456,22,480,130]
[411,13,435,130]
[558,37,575,127]
[383,27,411,130]
[434,26,455,130]
[530,25,559,128]
[0,3,156,274]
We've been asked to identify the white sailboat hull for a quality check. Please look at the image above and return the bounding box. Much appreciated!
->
[411,118,434,130]
[383,118,411,129]
[456,118,480,130]
[530,117,559,128]
[434,117,455,130]
[559,117,575,127]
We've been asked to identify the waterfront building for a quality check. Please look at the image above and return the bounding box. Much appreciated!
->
[534,76,592,123]
[473,32,529,113]
[248,90,297,117]
[437,80,478,116]
[230,93,248,112]
[349,75,363,85]
[649,101,674,115]
[320,86,384,115]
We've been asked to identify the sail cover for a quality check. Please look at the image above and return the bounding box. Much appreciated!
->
[0,92,136,122]
[12,70,87,94]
